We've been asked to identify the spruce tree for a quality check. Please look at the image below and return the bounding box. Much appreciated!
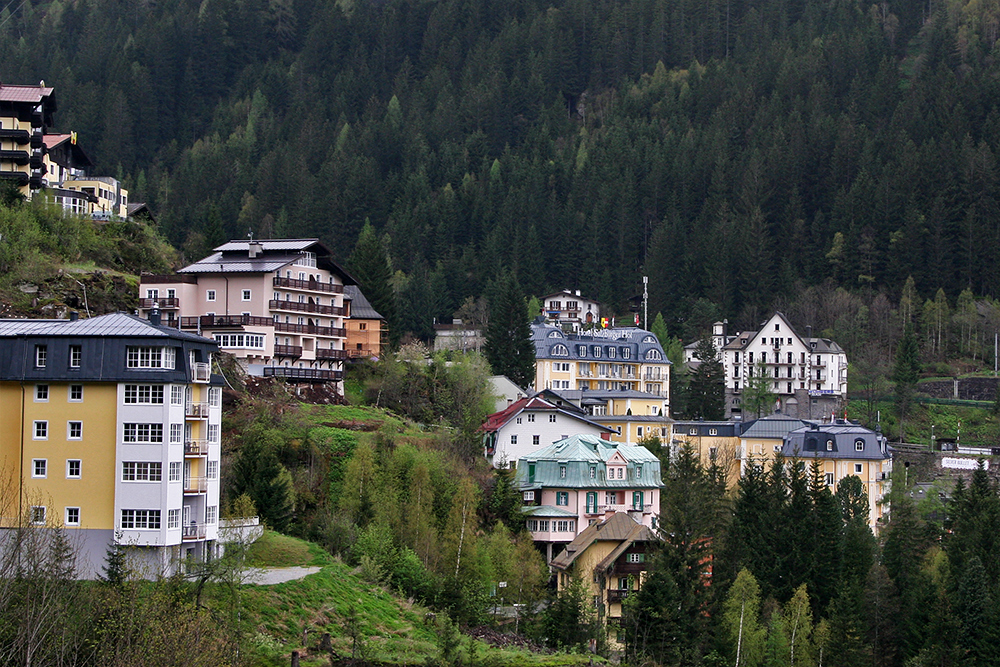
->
[688,337,725,420]
[483,271,535,389]
[348,219,396,342]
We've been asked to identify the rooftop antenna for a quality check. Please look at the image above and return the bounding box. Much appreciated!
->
[247,228,254,242]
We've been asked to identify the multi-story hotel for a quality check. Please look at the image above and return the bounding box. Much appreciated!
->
[0,82,55,196]
[139,239,357,386]
[515,434,662,563]
[685,313,848,419]
[0,311,223,578]
[531,321,671,406]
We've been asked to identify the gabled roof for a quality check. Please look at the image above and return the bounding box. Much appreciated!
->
[43,133,95,168]
[551,512,655,571]
[481,396,608,434]
[541,289,598,303]
[0,83,55,104]
[343,285,383,320]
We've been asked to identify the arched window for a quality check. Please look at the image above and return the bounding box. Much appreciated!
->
[548,330,563,338]
[551,344,569,356]
[642,335,656,343]
[645,349,662,360]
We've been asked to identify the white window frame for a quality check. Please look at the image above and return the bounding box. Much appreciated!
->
[168,461,182,482]
[122,423,163,443]
[855,463,863,474]
[241,289,252,301]
[207,461,219,479]
[30,506,46,525]
[206,290,216,302]
[124,384,165,405]
[170,386,184,405]
[65,507,80,526]
[35,384,49,402]
[167,508,181,529]
[35,345,46,368]
[120,509,160,530]
[121,462,163,482]
[33,420,48,440]
[66,459,81,479]
[69,345,82,368]
[69,384,83,401]
[67,421,82,440]
[32,459,47,478]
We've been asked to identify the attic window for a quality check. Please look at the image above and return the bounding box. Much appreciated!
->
[548,330,562,338]
[826,439,834,451]
[560,465,566,478]
[855,439,865,451]
[689,428,698,436]
[552,344,569,356]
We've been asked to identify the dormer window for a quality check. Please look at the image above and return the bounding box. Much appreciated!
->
[855,439,865,451]
[551,344,569,356]
[548,330,562,338]
[826,439,834,451]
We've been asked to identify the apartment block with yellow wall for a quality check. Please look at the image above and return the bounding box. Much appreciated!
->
[738,415,813,474]
[671,420,743,487]
[0,311,223,579]
[550,512,656,649]
[783,422,892,530]
[531,321,671,405]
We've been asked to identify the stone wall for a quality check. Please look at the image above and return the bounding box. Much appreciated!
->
[918,377,1000,402]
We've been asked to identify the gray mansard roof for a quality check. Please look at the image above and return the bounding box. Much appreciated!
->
[531,322,670,364]
[783,422,890,460]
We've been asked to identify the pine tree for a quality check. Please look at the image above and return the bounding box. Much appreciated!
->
[688,337,725,420]
[483,271,535,389]
[349,219,396,342]
[743,360,776,418]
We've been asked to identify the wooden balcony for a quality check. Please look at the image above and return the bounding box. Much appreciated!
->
[263,367,344,382]
[607,590,632,604]
[273,344,303,358]
[181,314,273,329]
[317,348,348,360]
[273,276,344,294]
[274,321,345,338]
[269,299,345,316]
[138,297,180,309]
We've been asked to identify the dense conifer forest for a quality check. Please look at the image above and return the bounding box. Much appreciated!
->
[4,0,1000,337]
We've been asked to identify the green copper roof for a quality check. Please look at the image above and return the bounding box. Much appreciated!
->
[514,434,664,489]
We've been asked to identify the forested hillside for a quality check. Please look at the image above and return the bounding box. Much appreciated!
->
[3,0,1000,335]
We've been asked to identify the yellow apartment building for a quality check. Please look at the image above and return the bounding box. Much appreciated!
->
[0,311,224,578]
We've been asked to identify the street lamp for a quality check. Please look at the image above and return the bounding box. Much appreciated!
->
[930,424,935,450]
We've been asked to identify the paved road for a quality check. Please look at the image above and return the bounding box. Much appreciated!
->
[245,566,322,585]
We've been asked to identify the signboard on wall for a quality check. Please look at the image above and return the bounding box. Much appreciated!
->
[942,457,989,470]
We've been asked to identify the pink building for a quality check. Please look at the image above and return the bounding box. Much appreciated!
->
[514,434,663,563]
[139,239,356,386]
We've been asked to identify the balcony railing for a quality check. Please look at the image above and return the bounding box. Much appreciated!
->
[184,440,210,456]
[644,371,662,380]
[269,299,345,316]
[180,314,274,329]
[183,477,208,494]
[346,348,376,358]
[186,402,210,418]
[263,367,344,381]
[182,523,208,540]
[192,362,211,382]
[273,344,303,357]
[316,348,348,360]
[607,590,632,603]
[274,321,345,338]
[273,276,344,294]
[138,297,180,309]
